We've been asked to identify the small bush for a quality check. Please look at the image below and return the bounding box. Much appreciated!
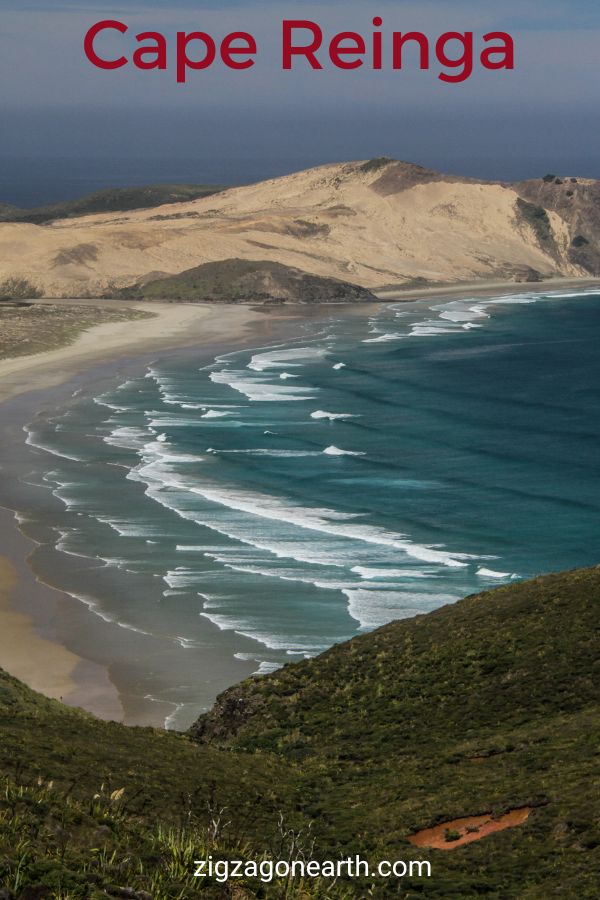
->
[360,157,394,173]
[0,277,42,301]
[571,235,589,248]
[516,199,553,244]
[444,829,462,842]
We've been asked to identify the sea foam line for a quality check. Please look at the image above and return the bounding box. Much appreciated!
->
[129,452,479,569]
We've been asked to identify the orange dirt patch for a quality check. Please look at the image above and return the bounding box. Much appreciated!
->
[407,807,532,850]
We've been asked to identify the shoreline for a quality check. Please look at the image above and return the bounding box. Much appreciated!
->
[0,552,82,703]
[0,280,598,727]
[0,301,274,405]
[0,506,123,721]
[375,275,600,301]
[0,301,295,726]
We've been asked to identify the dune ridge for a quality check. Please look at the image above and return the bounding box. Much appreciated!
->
[1,159,599,299]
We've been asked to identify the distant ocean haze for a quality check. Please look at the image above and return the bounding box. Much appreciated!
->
[3,154,600,209]
[0,156,311,209]
[15,290,600,728]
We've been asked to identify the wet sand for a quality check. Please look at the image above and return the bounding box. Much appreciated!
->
[0,506,123,720]
[0,301,288,725]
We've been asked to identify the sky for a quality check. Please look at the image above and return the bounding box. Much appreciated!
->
[1,0,599,199]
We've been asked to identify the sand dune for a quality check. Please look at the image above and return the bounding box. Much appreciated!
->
[0,159,597,298]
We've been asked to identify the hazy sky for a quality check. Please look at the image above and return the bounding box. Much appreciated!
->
[1,1,599,184]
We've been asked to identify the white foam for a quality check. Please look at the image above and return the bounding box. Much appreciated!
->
[146,412,204,428]
[311,410,357,421]
[332,362,346,370]
[323,445,365,457]
[103,426,149,451]
[93,395,130,412]
[25,428,85,462]
[476,567,518,579]
[210,369,318,402]
[174,636,198,649]
[132,472,479,569]
[351,566,435,579]
[409,322,461,337]
[211,449,321,457]
[362,332,405,343]
[247,347,326,372]
[164,701,187,731]
[201,409,232,419]
[342,589,458,629]
[164,568,202,589]
[437,301,490,323]
[253,661,282,675]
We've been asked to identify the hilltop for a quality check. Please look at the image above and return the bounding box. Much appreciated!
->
[1,567,599,897]
[0,159,599,299]
[0,183,225,226]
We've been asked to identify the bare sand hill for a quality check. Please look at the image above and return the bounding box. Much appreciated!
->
[0,159,597,298]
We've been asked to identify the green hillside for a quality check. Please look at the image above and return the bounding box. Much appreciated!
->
[1,568,599,897]
[0,185,225,225]
[118,258,378,304]
[0,670,300,898]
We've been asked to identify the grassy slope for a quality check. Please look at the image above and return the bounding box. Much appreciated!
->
[118,259,377,304]
[0,671,301,898]
[0,185,225,225]
[1,568,599,897]
[194,567,600,897]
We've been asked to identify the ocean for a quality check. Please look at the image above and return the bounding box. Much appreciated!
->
[3,155,600,210]
[12,290,600,728]
[0,157,324,209]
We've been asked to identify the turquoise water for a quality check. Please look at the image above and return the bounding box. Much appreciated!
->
[19,290,600,726]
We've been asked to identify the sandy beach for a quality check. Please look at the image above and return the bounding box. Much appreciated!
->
[0,505,123,720]
[0,301,269,404]
[0,553,80,701]
[0,280,598,725]
[0,299,285,723]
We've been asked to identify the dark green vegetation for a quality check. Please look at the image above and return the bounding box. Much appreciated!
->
[516,175,600,273]
[359,157,395,173]
[1,568,599,897]
[118,259,377,304]
[0,203,19,218]
[0,670,307,899]
[515,198,554,247]
[0,186,225,225]
[572,234,590,248]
